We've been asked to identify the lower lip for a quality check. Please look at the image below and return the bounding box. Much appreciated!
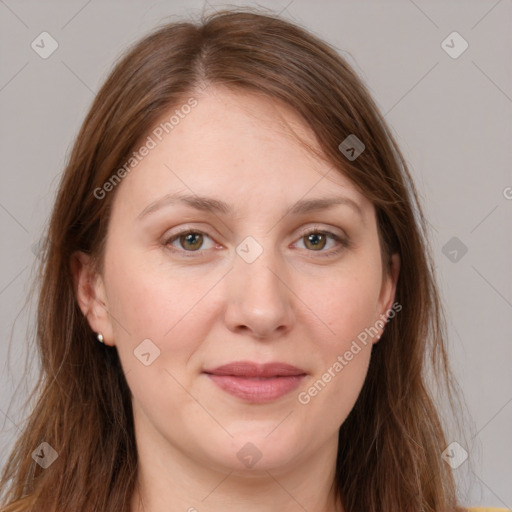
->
[205,374,306,403]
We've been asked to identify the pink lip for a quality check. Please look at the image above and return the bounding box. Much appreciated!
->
[203,361,307,403]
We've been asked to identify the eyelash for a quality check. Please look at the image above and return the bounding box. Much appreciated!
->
[163,228,350,259]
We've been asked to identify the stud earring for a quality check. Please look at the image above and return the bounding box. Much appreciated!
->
[97,333,104,344]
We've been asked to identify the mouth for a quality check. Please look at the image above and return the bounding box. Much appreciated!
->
[202,361,307,403]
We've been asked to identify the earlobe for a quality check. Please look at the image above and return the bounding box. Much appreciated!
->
[70,251,114,345]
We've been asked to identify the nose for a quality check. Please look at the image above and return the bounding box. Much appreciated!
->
[223,246,294,340]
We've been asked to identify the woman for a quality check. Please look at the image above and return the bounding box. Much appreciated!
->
[0,7,503,512]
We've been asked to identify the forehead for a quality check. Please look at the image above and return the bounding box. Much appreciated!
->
[110,87,372,218]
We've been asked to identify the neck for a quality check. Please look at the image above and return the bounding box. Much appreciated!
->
[130,407,344,512]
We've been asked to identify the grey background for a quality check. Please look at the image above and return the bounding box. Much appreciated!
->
[1,0,511,508]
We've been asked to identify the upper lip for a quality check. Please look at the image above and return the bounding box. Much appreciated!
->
[203,361,307,378]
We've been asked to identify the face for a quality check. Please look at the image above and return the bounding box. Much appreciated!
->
[74,87,399,475]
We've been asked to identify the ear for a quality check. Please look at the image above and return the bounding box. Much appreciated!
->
[70,251,115,346]
[375,252,401,342]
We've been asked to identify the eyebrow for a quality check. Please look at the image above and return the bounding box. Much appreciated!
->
[137,192,364,220]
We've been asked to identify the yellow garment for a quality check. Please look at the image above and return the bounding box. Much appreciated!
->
[468,508,511,511]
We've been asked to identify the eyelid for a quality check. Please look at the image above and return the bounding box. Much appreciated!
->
[295,224,346,240]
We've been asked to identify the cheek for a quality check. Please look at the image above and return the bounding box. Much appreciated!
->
[104,243,207,336]
[102,249,217,382]
[296,281,375,430]
[293,264,380,412]
[299,264,382,351]
[103,258,213,426]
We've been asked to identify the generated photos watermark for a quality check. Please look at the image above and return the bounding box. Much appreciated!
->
[93,97,198,200]
[297,301,402,405]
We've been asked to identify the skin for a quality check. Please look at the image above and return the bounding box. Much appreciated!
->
[73,86,400,512]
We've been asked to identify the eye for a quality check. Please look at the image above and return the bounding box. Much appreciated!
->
[163,227,349,259]
[164,229,216,256]
[293,229,349,258]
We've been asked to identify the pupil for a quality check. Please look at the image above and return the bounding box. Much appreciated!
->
[307,233,325,250]
[183,233,202,250]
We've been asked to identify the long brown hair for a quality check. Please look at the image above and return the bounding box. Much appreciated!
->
[1,7,471,511]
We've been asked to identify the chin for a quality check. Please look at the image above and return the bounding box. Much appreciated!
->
[200,433,303,474]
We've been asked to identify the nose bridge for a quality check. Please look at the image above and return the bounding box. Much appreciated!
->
[225,234,292,337]
[234,235,285,303]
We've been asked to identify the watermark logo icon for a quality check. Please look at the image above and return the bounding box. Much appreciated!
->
[31,32,59,59]
[134,338,161,366]
[236,442,262,468]
[441,31,468,59]
[236,236,263,264]
[31,237,45,259]
[338,134,365,161]
[442,236,468,263]
[441,441,468,469]
[32,442,59,468]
